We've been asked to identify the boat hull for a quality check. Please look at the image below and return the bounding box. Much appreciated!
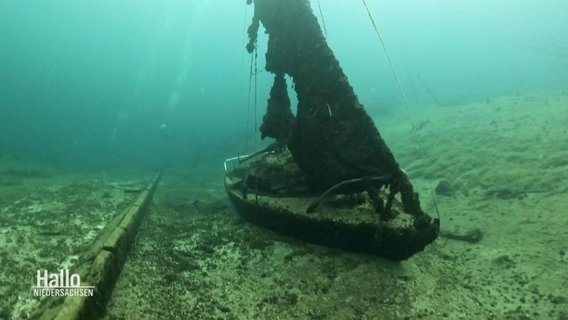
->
[225,170,439,261]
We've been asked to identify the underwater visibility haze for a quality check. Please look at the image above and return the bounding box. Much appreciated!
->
[0,0,566,170]
[1,0,568,319]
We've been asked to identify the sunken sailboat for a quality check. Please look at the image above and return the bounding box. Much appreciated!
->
[225,0,440,261]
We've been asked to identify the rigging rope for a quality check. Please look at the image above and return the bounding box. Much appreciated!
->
[246,47,255,153]
[241,4,251,153]
[361,0,440,220]
[361,0,416,131]
[316,0,328,38]
[254,46,259,151]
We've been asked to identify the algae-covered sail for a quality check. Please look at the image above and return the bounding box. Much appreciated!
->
[225,0,440,261]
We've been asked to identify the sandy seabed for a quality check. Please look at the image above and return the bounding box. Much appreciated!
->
[1,89,567,319]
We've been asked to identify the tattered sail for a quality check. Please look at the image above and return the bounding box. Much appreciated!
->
[248,0,425,217]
